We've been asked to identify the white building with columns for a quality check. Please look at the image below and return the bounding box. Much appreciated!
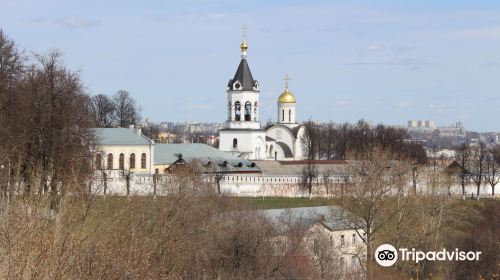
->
[218,34,306,161]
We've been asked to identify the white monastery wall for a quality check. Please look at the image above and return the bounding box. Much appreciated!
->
[90,171,499,198]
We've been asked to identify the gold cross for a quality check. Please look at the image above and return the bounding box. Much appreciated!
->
[242,25,247,39]
[283,74,291,89]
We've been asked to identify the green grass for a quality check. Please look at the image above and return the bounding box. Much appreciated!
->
[233,197,339,210]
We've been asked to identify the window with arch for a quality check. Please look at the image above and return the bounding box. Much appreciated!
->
[269,145,273,157]
[141,153,147,169]
[253,102,258,121]
[282,109,285,122]
[289,109,291,122]
[119,153,125,170]
[244,101,251,121]
[233,138,238,148]
[129,153,136,169]
[107,153,113,170]
[95,154,102,170]
[234,101,241,121]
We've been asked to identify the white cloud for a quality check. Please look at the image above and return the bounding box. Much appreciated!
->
[396,101,411,108]
[429,104,451,114]
[186,103,211,110]
[335,100,349,107]
[359,44,415,57]
[367,44,384,52]
[55,17,99,29]
[418,27,500,40]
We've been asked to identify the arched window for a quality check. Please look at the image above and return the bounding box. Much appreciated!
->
[129,153,136,169]
[141,153,147,169]
[107,153,113,170]
[244,101,251,121]
[234,101,241,121]
[119,153,125,170]
[95,154,102,170]
[269,145,273,157]
[289,109,291,122]
[233,138,238,148]
[282,109,285,122]
[254,102,258,121]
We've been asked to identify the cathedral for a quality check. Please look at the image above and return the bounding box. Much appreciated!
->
[218,33,306,161]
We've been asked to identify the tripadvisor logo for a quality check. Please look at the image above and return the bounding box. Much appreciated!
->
[375,244,398,267]
[375,244,482,267]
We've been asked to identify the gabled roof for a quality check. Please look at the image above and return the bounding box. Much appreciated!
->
[254,160,348,176]
[259,206,355,231]
[446,160,470,174]
[154,143,261,173]
[93,128,153,145]
[227,58,258,91]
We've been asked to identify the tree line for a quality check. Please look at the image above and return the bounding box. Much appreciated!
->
[453,142,500,197]
[301,120,427,163]
[0,30,139,206]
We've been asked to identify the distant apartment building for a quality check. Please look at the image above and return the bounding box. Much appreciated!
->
[407,120,436,130]
[438,122,466,137]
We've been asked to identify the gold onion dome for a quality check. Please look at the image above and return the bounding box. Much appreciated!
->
[278,87,296,103]
[240,38,248,52]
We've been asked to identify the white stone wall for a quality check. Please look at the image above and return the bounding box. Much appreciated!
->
[90,171,500,198]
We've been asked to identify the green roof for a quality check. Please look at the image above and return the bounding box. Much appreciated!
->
[259,206,354,231]
[154,143,260,172]
[93,128,153,145]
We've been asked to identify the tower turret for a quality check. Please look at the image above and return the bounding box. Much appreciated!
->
[277,74,297,127]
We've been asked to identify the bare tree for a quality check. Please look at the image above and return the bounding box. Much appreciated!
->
[207,161,228,195]
[486,145,500,197]
[302,161,318,198]
[322,169,333,198]
[332,147,411,280]
[113,90,140,127]
[454,143,471,196]
[91,94,115,127]
[469,142,487,197]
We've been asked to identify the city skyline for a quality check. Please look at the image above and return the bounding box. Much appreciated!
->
[2,0,500,131]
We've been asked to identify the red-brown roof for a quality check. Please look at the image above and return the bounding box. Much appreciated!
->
[278,160,348,165]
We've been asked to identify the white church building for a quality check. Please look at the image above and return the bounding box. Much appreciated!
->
[218,34,306,161]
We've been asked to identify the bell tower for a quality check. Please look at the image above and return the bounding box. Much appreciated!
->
[218,27,266,159]
[225,26,261,129]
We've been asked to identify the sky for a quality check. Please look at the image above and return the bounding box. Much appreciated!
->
[1,0,500,131]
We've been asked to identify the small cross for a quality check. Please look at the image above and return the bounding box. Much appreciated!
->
[242,25,247,38]
[283,74,291,88]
